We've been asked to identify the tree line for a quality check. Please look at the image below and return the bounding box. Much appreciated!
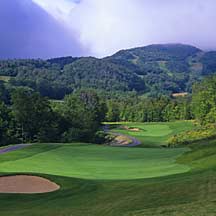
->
[0,88,106,146]
[106,95,192,122]
[0,87,192,146]
[1,74,216,146]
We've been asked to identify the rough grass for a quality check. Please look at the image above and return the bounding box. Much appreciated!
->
[109,121,195,147]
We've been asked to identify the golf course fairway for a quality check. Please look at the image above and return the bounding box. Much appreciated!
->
[0,144,189,180]
[109,121,195,147]
[0,122,216,216]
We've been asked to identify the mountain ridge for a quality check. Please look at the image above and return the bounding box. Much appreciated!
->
[1,43,216,99]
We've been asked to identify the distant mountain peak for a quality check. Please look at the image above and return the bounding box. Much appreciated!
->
[1,43,216,98]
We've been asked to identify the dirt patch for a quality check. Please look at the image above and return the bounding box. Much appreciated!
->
[0,175,60,194]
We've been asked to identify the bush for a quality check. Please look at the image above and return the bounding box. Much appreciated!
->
[168,124,216,146]
[61,128,91,143]
[92,131,107,144]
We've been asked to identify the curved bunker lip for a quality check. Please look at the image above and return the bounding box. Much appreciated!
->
[0,175,60,194]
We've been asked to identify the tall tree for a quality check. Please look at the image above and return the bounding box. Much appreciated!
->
[11,88,62,142]
[61,90,106,142]
[0,101,11,146]
[192,76,216,124]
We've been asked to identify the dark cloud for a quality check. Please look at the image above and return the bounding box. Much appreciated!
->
[0,0,85,59]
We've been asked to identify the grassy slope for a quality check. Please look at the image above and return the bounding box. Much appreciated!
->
[0,122,215,216]
[109,121,195,147]
[0,144,189,180]
[0,141,215,215]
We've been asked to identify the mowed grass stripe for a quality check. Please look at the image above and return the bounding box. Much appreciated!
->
[0,144,190,180]
[0,123,216,216]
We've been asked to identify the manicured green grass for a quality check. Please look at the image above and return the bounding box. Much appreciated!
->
[109,121,195,147]
[0,121,215,216]
[0,144,189,180]
[0,140,216,215]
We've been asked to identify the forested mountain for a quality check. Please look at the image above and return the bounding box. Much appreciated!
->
[0,44,216,99]
[107,44,202,94]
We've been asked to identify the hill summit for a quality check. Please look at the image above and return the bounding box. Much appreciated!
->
[1,44,216,98]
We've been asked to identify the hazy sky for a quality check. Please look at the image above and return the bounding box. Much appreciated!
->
[1,0,216,58]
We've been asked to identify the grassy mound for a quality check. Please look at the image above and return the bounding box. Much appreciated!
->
[0,144,189,180]
[0,140,215,215]
[0,122,215,216]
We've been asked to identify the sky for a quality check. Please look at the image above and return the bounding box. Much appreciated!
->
[0,0,216,59]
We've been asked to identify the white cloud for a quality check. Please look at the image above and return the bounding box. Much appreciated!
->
[71,0,216,56]
[33,0,216,57]
[70,0,145,56]
[32,0,76,23]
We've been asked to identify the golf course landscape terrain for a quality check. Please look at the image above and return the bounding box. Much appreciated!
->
[0,144,189,180]
[109,121,195,147]
[0,121,216,216]
[1,2,216,214]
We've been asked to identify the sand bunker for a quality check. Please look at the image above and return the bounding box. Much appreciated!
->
[123,126,140,132]
[0,175,60,194]
[128,128,140,132]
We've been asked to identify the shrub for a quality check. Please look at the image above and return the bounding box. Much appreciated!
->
[168,124,216,146]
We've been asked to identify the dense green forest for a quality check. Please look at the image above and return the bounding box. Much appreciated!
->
[1,44,216,99]
[0,73,216,146]
[105,95,192,122]
[1,44,216,146]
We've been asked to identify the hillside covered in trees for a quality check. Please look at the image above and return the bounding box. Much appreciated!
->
[1,44,216,99]
[1,74,216,147]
